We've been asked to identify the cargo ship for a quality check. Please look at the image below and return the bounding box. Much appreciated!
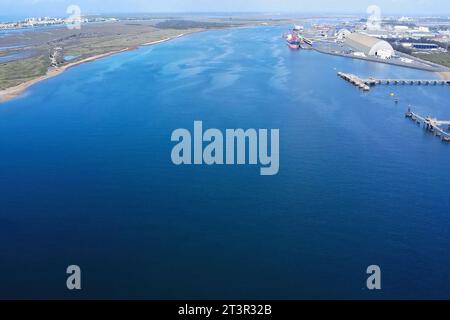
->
[286,33,301,49]
[285,26,303,50]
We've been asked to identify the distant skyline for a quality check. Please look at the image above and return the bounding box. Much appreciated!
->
[1,0,450,17]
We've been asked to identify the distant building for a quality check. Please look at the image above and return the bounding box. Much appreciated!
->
[400,57,413,64]
[412,43,439,50]
[343,32,395,59]
[50,47,64,67]
[353,52,366,57]
[398,16,414,23]
[336,29,351,41]
[394,25,409,32]
[417,26,430,33]
[402,42,439,50]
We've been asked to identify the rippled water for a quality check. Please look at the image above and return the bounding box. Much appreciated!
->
[0,50,33,63]
[0,26,449,299]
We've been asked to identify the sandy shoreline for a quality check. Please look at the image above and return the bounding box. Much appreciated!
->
[141,33,186,46]
[0,33,187,103]
[3,30,447,103]
[437,71,450,80]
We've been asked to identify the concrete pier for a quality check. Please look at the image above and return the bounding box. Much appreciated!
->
[371,78,450,86]
[338,72,450,90]
[405,109,450,142]
[337,72,370,91]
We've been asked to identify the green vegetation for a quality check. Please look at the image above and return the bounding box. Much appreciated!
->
[0,27,199,91]
[387,38,450,69]
[0,18,290,92]
[65,28,199,57]
[0,56,48,90]
[414,52,450,68]
[155,20,229,29]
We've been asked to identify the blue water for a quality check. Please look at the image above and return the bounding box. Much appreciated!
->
[0,24,64,37]
[64,55,78,62]
[0,44,26,50]
[1,26,450,300]
[0,15,29,23]
[0,50,33,63]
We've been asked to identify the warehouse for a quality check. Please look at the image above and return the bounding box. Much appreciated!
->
[344,32,395,59]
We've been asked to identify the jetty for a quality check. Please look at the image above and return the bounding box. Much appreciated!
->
[337,72,370,91]
[367,78,450,86]
[405,108,450,142]
[337,72,450,91]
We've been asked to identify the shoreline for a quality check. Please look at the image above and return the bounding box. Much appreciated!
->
[0,33,189,103]
[3,28,448,103]
[437,71,450,80]
[312,45,444,73]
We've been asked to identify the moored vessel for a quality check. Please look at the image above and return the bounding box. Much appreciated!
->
[285,26,303,50]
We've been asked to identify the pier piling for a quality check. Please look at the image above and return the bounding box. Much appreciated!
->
[405,109,450,143]
[338,72,450,91]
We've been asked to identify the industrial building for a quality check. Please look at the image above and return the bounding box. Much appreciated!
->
[343,32,395,59]
[412,43,439,50]
[49,47,64,67]
[336,29,351,41]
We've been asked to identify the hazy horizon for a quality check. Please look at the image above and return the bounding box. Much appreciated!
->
[1,0,450,18]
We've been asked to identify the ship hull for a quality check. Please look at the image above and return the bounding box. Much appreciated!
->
[287,42,300,50]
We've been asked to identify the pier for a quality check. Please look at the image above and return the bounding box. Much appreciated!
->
[405,109,450,142]
[337,72,450,91]
[337,72,370,91]
[303,38,313,46]
[367,78,450,86]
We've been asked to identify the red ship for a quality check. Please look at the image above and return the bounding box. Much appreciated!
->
[285,26,303,50]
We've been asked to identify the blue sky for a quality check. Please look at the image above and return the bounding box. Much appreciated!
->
[1,0,449,16]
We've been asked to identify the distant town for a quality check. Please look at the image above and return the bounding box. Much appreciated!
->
[0,16,117,29]
[2,14,449,67]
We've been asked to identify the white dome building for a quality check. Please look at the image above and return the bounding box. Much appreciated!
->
[336,29,351,41]
[344,32,394,59]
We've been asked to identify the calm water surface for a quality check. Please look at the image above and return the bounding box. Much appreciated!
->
[1,26,449,299]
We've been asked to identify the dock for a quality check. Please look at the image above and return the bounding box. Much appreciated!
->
[338,72,450,91]
[405,108,450,142]
[303,38,313,46]
[337,72,370,91]
[367,78,450,86]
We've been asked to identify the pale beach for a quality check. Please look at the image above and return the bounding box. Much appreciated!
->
[437,71,450,80]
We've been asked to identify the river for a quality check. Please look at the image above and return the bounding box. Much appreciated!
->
[0,26,449,299]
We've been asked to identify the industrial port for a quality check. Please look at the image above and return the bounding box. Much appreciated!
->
[337,71,450,143]
[298,15,450,72]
